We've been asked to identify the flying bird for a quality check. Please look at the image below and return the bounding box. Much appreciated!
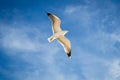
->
[47,12,71,58]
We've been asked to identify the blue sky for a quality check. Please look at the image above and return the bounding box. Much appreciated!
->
[0,0,120,80]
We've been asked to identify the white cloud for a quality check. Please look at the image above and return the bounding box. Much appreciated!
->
[0,23,79,80]
[109,59,120,78]
[111,33,120,42]
[64,6,77,14]
[0,0,120,80]
[104,59,120,80]
[63,0,120,54]
[73,46,109,80]
[63,5,100,30]
[62,1,120,80]
[1,26,48,53]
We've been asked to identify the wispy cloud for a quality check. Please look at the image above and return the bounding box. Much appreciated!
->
[109,59,120,78]
[111,33,120,42]
[1,28,44,53]
[104,59,120,80]
[0,23,80,80]
[64,6,78,14]
[0,0,120,80]
[62,0,120,80]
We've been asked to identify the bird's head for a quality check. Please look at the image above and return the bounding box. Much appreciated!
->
[65,30,69,33]
[63,30,69,35]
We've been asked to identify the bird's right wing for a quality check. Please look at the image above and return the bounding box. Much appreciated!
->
[57,35,71,57]
[47,13,62,33]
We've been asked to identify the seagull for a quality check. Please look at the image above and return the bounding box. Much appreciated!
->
[47,12,71,58]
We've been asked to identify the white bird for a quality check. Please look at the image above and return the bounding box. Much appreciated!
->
[47,12,71,58]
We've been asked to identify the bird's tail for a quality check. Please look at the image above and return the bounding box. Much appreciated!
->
[48,36,55,42]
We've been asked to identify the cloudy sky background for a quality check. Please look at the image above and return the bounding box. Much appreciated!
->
[0,0,120,80]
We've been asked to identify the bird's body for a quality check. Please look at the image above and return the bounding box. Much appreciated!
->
[47,12,71,58]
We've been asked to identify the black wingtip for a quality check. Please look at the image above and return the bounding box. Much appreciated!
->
[47,12,51,16]
[67,51,71,58]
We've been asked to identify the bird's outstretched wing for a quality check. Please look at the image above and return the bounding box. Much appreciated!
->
[57,35,71,57]
[47,13,62,33]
